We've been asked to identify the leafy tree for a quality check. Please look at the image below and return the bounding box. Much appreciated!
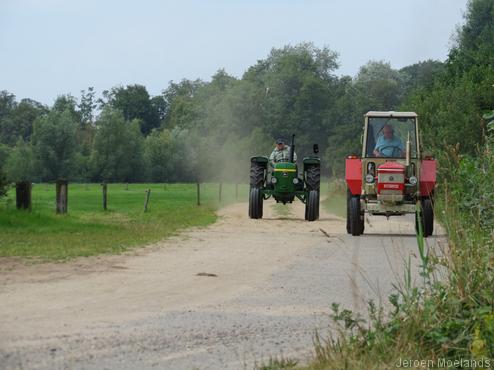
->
[354,60,402,110]
[0,142,10,197]
[79,87,97,126]
[104,85,161,135]
[52,94,82,123]
[91,108,144,182]
[0,99,48,145]
[32,109,79,180]
[4,138,35,182]
[162,79,204,129]
[0,90,16,122]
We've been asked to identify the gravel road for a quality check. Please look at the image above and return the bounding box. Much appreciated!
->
[0,201,445,370]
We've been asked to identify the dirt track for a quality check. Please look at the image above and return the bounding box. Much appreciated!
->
[0,201,445,370]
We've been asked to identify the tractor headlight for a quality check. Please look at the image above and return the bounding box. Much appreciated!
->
[271,177,277,184]
[408,176,418,185]
[365,174,375,183]
[292,178,299,185]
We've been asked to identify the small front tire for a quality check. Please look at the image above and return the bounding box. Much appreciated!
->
[305,190,319,221]
[350,196,364,236]
[248,187,263,219]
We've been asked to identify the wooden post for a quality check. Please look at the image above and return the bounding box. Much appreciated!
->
[125,183,129,191]
[144,189,151,212]
[196,181,201,206]
[15,181,32,211]
[102,183,108,211]
[218,182,223,203]
[56,179,68,214]
[235,183,238,200]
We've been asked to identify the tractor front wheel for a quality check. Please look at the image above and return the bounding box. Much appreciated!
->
[346,189,352,234]
[248,187,263,219]
[350,196,364,236]
[305,190,319,221]
[416,197,433,237]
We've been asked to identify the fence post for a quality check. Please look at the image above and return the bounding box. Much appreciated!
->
[235,183,238,200]
[102,183,108,211]
[144,189,151,212]
[196,181,201,206]
[56,179,68,214]
[15,181,32,211]
[218,182,223,203]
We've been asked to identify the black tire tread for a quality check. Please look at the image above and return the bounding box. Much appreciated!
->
[250,162,265,188]
[306,166,320,191]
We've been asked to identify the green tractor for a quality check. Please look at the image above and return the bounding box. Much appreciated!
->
[248,135,321,221]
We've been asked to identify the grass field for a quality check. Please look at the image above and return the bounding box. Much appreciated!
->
[0,183,249,261]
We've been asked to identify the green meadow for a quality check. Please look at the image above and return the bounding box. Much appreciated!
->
[0,183,249,261]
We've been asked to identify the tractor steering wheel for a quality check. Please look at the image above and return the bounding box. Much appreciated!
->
[377,145,402,158]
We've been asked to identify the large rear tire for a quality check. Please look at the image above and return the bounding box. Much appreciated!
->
[305,190,319,221]
[250,162,265,188]
[350,196,364,236]
[306,166,320,191]
[248,187,263,219]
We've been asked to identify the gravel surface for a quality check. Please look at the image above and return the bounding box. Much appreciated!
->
[0,201,445,370]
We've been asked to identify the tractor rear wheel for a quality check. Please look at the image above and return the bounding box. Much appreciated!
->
[416,198,433,237]
[305,190,319,221]
[250,162,265,188]
[350,196,364,236]
[306,166,320,191]
[248,187,263,219]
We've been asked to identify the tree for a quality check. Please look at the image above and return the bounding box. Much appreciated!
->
[32,109,79,180]
[4,138,35,182]
[91,108,144,182]
[79,87,97,126]
[52,94,82,123]
[105,85,161,135]
[353,60,402,110]
[0,99,48,145]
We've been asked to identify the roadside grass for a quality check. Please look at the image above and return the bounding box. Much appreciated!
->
[0,183,249,261]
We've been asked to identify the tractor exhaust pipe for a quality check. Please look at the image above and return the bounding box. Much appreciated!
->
[405,132,411,167]
[290,134,295,163]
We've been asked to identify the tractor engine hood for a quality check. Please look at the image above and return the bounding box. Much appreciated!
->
[377,162,405,204]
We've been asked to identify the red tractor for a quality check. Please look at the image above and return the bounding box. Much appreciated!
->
[345,111,436,236]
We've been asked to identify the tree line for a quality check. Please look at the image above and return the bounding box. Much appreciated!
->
[0,0,491,189]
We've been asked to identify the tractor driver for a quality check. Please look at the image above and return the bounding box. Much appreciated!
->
[373,124,405,157]
[269,138,297,167]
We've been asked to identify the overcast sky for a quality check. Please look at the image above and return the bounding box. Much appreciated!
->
[1,0,468,105]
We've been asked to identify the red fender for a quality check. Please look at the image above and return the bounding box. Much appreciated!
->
[420,159,436,197]
[345,158,362,196]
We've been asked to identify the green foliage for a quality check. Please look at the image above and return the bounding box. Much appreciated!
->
[90,108,144,182]
[32,109,79,180]
[79,87,97,125]
[104,84,161,135]
[4,138,35,182]
[0,169,8,198]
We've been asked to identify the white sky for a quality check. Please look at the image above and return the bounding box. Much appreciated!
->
[0,0,468,105]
